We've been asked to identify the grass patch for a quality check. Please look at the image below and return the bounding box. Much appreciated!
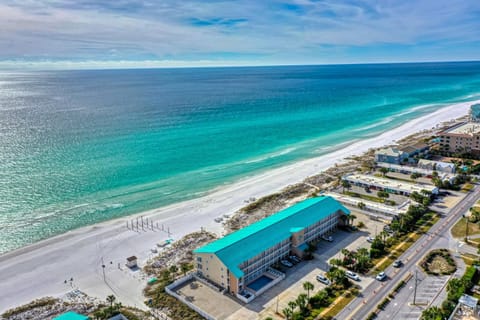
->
[451,219,480,238]
[344,191,395,205]
[321,289,357,318]
[371,213,440,273]
[461,253,479,266]
[385,174,416,183]
[462,183,475,192]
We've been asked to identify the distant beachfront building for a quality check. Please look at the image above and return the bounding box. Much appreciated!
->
[399,142,429,160]
[470,104,480,123]
[375,143,429,164]
[417,159,456,174]
[193,196,349,302]
[375,147,407,164]
[343,173,438,196]
[376,162,455,183]
[325,192,409,218]
[439,122,480,155]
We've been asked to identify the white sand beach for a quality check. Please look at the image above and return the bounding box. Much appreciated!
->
[0,100,476,313]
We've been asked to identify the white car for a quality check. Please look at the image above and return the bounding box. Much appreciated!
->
[316,275,331,285]
[346,271,360,281]
[376,272,387,281]
[322,235,334,242]
[367,236,374,243]
[280,259,293,268]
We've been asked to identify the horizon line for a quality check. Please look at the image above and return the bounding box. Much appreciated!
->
[0,58,479,71]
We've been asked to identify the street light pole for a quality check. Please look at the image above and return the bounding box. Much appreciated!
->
[101,257,106,281]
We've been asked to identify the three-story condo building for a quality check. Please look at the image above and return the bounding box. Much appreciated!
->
[193,196,349,301]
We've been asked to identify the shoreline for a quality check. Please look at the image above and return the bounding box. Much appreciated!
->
[0,99,477,313]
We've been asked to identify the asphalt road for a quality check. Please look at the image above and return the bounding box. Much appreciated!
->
[335,184,480,320]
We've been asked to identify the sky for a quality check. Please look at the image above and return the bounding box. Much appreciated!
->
[0,0,479,69]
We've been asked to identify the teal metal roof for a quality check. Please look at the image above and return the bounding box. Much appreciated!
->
[194,196,349,278]
[53,312,89,320]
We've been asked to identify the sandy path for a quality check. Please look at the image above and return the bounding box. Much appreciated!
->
[0,100,475,313]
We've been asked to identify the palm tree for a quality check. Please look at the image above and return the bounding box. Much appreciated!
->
[379,230,388,245]
[113,302,122,312]
[349,214,357,226]
[421,306,443,319]
[93,310,104,320]
[341,180,351,193]
[282,308,292,320]
[303,281,314,300]
[296,293,308,313]
[288,300,297,314]
[357,202,366,210]
[380,167,389,177]
[327,266,347,286]
[106,294,116,309]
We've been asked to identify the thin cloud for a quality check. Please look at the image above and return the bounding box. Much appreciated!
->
[0,0,479,67]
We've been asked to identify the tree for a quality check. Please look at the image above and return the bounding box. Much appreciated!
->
[93,310,105,320]
[357,202,366,210]
[341,180,351,193]
[349,214,357,226]
[282,308,292,320]
[355,247,371,272]
[106,295,116,309]
[303,281,314,300]
[411,172,421,181]
[160,269,171,282]
[180,263,190,276]
[296,293,308,314]
[421,306,443,320]
[380,167,389,177]
[370,236,386,258]
[327,266,348,287]
[169,265,178,275]
[379,231,389,245]
[288,301,297,314]
[377,191,389,198]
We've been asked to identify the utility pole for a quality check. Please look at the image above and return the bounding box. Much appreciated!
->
[466,215,469,240]
[413,269,418,305]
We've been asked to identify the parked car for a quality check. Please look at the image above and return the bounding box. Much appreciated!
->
[289,255,301,264]
[367,236,374,243]
[376,272,387,281]
[280,259,293,268]
[322,235,334,242]
[393,260,403,268]
[316,275,331,285]
[346,271,360,281]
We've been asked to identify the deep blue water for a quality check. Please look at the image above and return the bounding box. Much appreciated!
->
[1,61,480,254]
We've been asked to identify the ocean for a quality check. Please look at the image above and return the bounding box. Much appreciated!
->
[1,61,480,254]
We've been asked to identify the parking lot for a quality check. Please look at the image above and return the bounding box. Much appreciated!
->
[381,272,450,319]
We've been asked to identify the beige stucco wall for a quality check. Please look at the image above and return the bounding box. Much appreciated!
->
[195,253,229,289]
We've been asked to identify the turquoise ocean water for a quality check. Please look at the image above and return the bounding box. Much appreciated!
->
[1,62,480,254]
